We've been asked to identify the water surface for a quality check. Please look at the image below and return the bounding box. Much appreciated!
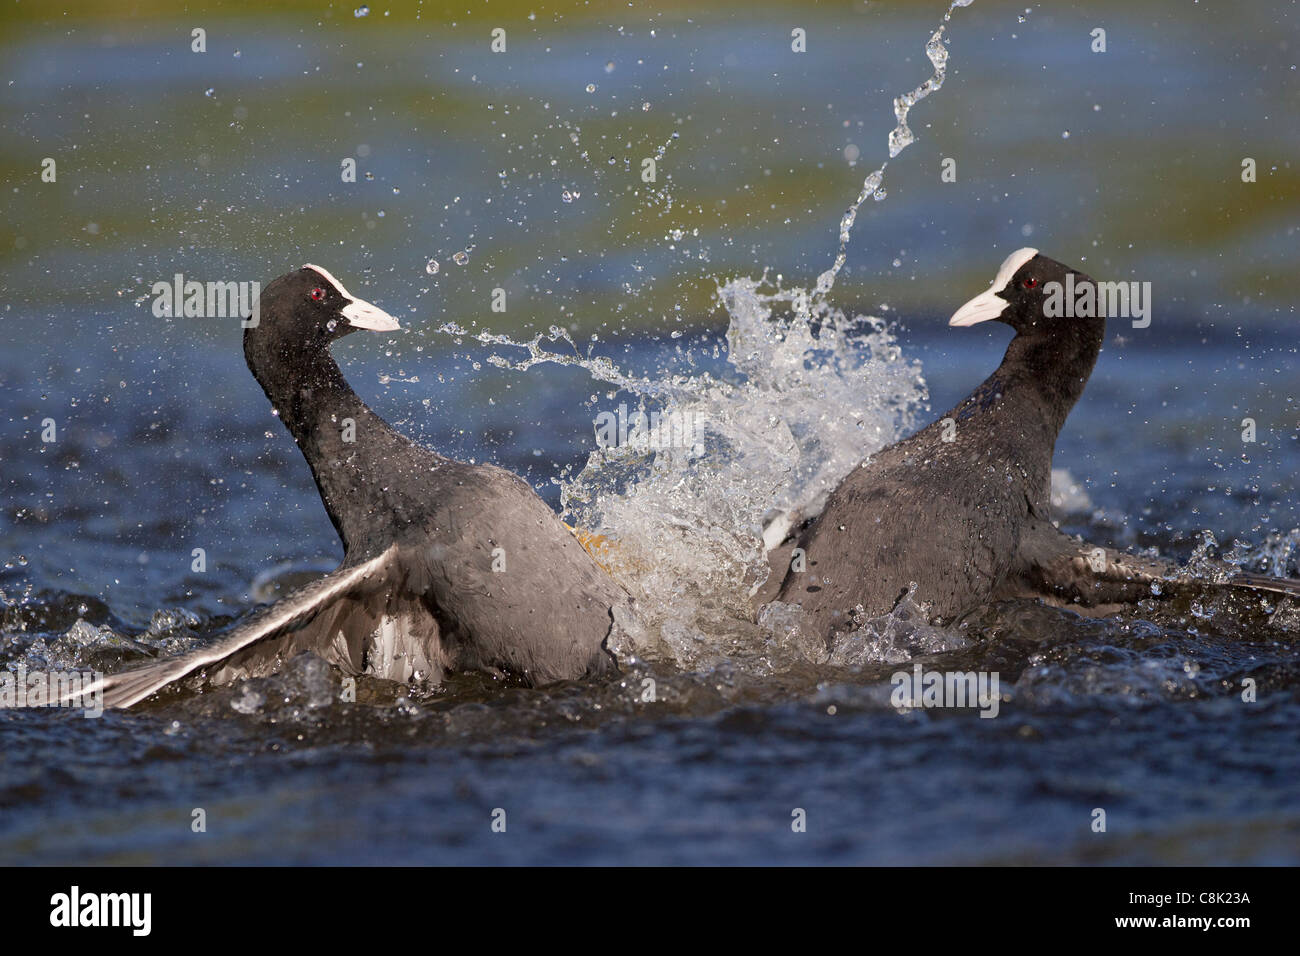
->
[2,0,1299,865]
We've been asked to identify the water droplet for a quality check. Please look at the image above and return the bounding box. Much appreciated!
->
[604,61,615,73]
[354,5,370,17]
[585,83,596,93]
[425,259,440,275]
[562,188,580,203]
[1061,130,1070,139]
[452,250,469,266]
[204,88,215,97]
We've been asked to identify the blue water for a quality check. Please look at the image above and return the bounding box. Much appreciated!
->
[2,0,1300,864]
[3,318,1299,864]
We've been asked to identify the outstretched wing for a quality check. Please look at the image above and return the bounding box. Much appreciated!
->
[79,548,409,709]
[1225,570,1300,600]
[1000,520,1300,607]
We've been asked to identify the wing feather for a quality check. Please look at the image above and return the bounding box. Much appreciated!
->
[84,549,398,709]
[1002,520,1300,606]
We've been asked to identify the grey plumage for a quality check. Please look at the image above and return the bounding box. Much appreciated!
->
[93,266,628,708]
[775,251,1099,635]
[769,249,1300,638]
[995,519,1300,610]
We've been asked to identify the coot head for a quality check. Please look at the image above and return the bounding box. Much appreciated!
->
[949,247,1101,338]
[247,264,400,357]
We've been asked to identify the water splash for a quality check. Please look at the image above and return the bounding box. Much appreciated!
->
[813,0,976,302]
[1231,529,1300,578]
[464,1,980,673]
[479,276,927,670]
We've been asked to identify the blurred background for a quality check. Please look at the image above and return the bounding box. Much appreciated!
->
[2,0,1296,332]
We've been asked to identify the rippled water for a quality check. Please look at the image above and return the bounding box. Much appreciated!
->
[4,315,1299,864]
[3,0,1299,864]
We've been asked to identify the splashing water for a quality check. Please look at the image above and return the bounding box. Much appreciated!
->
[814,0,975,301]
[472,2,978,672]
[482,277,927,671]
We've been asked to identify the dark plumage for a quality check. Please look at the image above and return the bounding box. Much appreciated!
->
[773,249,1098,634]
[96,265,629,708]
[767,248,1300,638]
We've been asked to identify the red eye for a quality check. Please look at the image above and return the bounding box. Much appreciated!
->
[310,287,327,301]
[1022,277,1040,289]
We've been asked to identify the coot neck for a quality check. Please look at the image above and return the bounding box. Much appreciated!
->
[996,321,1104,439]
[246,337,405,553]
[252,345,366,442]
[942,319,1103,521]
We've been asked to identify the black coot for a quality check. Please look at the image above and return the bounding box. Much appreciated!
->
[769,248,1299,638]
[97,265,630,708]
